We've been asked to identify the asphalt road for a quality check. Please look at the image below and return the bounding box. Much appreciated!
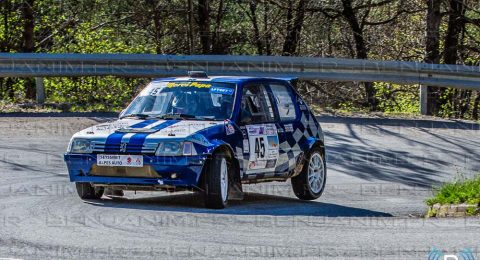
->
[0,114,479,259]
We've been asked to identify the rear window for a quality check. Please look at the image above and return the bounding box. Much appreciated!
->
[270,83,297,121]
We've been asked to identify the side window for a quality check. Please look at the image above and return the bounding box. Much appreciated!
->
[240,84,276,124]
[270,83,297,121]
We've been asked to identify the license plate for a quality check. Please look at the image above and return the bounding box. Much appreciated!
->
[97,154,143,167]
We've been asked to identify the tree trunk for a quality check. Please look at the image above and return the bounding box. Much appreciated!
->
[472,92,480,120]
[458,89,471,118]
[282,0,307,56]
[341,0,377,110]
[2,0,10,52]
[21,0,35,100]
[211,0,225,54]
[441,0,466,116]
[423,0,442,115]
[443,0,465,65]
[197,0,211,54]
[1,1,10,99]
[263,2,271,55]
[148,0,162,54]
[187,0,194,54]
[249,1,263,55]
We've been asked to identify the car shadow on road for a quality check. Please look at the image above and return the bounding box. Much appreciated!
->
[321,116,480,188]
[88,192,392,217]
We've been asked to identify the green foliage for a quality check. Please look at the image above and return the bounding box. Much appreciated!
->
[426,174,480,206]
[46,77,148,112]
[0,0,479,117]
[375,82,420,114]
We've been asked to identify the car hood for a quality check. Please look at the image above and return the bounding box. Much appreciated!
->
[73,118,225,141]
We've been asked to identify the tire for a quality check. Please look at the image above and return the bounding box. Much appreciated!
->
[291,148,326,200]
[204,154,229,209]
[75,182,104,200]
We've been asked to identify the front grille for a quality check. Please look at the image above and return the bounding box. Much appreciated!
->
[91,141,157,154]
[89,164,161,178]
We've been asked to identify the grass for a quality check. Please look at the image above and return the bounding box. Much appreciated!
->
[426,174,480,206]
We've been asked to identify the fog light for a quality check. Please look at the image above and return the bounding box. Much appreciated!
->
[171,173,178,179]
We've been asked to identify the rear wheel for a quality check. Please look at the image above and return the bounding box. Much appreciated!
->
[291,149,326,200]
[204,154,229,209]
[75,182,104,200]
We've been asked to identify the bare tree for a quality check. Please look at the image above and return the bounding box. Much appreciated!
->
[21,0,36,100]
[340,0,378,110]
[147,0,163,54]
[197,0,211,54]
[282,0,307,56]
[423,0,442,115]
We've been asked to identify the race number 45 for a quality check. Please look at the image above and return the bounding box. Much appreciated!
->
[254,137,265,159]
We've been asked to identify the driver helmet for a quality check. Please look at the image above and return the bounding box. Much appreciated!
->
[172,93,198,114]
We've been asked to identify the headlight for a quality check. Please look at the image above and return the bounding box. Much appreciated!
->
[69,139,92,154]
[155,141,193,156]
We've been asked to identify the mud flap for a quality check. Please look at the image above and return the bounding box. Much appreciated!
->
[228,166,244,200]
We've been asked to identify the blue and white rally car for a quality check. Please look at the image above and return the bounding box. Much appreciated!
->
[64,72,326,208]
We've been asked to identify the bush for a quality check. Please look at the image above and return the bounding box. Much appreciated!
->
[426,174,480,206]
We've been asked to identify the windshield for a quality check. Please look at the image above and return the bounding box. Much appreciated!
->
[121,81,236,120]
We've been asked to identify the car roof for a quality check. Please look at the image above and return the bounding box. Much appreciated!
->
[152,76,297,84]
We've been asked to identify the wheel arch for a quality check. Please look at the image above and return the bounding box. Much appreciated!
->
[198,143,241,190]
[311,139,326,157]
[306,137,326,158]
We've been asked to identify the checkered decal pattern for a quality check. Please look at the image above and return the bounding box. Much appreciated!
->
[273,110,320,174]
[236,107,321,181]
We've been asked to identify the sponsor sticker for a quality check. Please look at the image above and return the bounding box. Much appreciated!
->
[225,124,235,135]
[150,88,163,96]
[258,127,265,135]
[265,125,276,135]
[248,160,267,170]
[266,159,277,168]
[210,87,234,95]
[243,139,249,153]
[284,124,294,132]
[166,82,211,88]
[95,122,129,131]
[247,127,258,135]
[97,154,143,167]
[245,124,280,173]
[267,136,279,148]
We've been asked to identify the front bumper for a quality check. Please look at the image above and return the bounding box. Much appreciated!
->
[64,153,207,187]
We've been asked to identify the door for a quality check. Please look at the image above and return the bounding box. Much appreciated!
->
[239,83,281,175]
[267,82,300,173]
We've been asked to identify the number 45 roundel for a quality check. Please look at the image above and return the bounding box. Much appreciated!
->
[245,124,279,172]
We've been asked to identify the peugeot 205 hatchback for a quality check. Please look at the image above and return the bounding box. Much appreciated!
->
[64,72,326,209]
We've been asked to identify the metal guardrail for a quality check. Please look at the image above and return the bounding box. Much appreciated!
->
[0,53,479,90]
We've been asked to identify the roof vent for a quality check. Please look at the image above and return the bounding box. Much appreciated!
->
[188,71,209,78]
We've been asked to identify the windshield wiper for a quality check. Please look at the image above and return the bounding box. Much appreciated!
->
[120,113,151,119]
[156,113,196,120]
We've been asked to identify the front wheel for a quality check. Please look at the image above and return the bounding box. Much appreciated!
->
[204,154,229,209]
[75,182,104,200]
[291,149,326,200]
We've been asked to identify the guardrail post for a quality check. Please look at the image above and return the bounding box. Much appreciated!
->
[420,85,428,115]
[35,77,45,104]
